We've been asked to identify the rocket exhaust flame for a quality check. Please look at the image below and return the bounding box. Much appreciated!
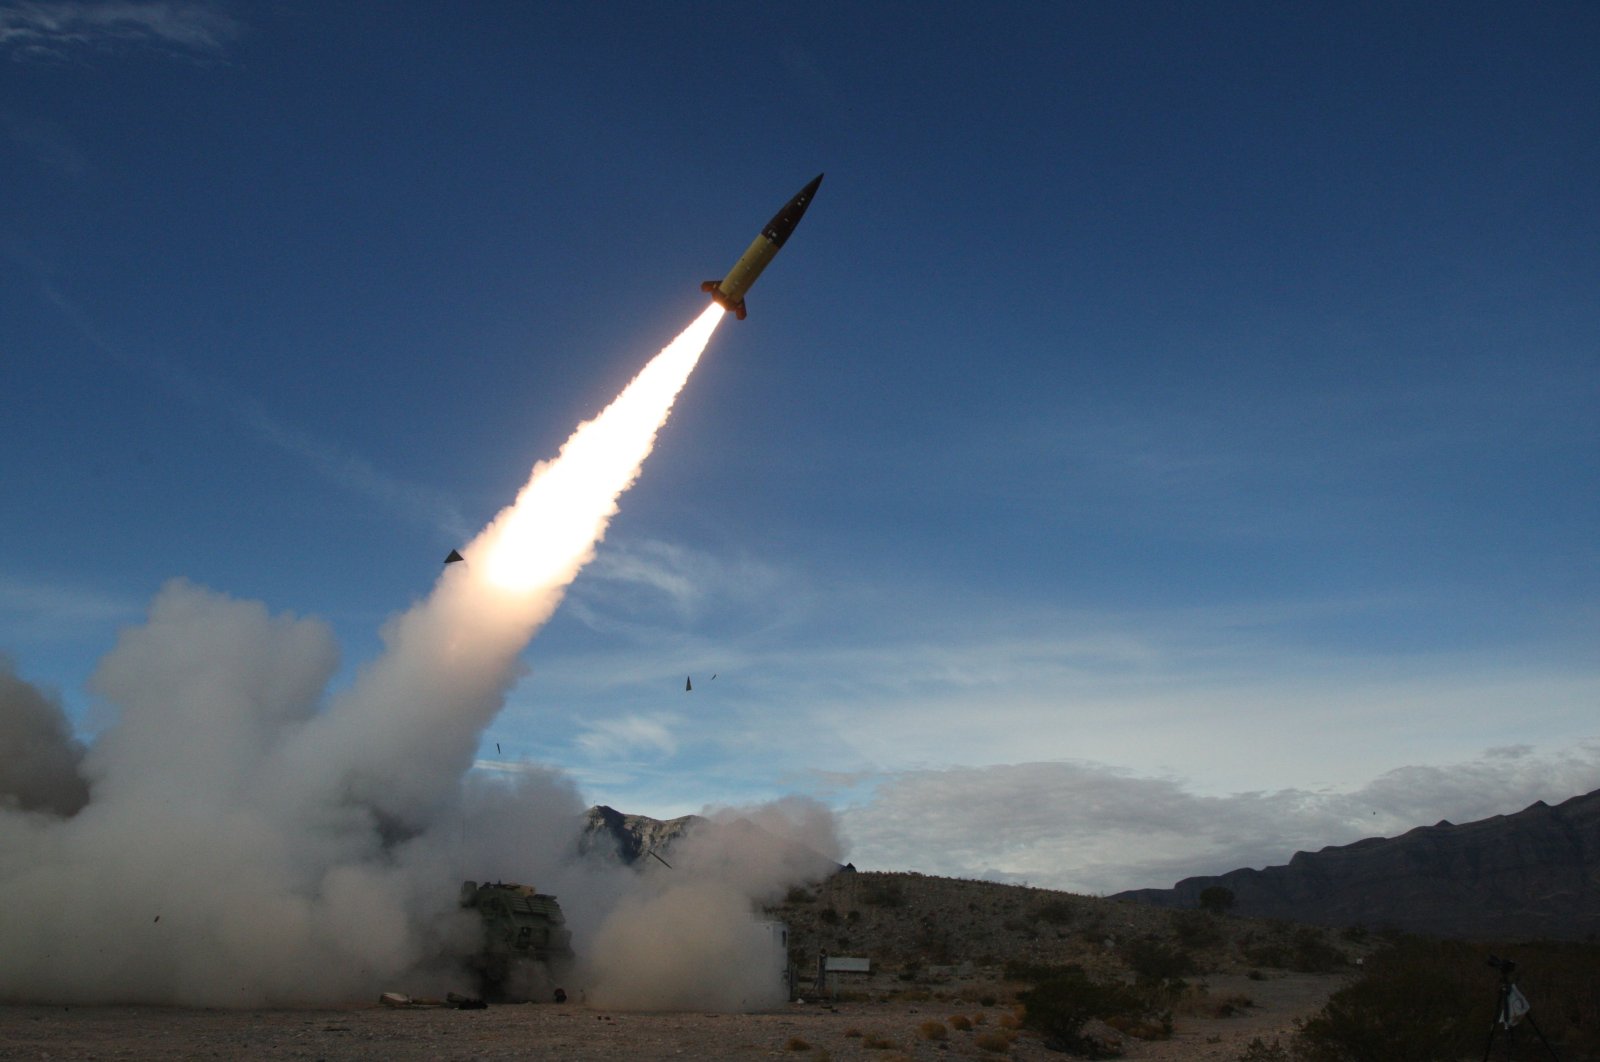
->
[477,304,724,594]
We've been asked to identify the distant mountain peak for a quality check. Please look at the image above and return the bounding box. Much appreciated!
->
[580,805,704,865]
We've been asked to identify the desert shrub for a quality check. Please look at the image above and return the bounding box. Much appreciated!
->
[914,925,954,964]
[860,1032,897,1050]
[1242,941,1291,969]
[948,1014,973,1031]
[1036,899,1076,925]
[1002,916,1038,938]
[1172,908,1224,948]
[843,1028,862,1038]
[784,1035,810,1050]
[1340,924,1368,944]
[917,1020,948,1040]
[1293,937,1488,1061]
[859,878,905,907]
[1236,1037,1290,1061]
[818,907,839,925]
[1296,936,1600,1061]
[973,1030,1014,1053]
[785,885,814,904]
[1122,937,1198,985]
[1289,927,1345,973]
[1199,885,1236,914]
[1017,967,1148,1054]
[1004,958,1081,983]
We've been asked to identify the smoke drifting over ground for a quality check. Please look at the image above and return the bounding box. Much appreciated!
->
[0,307,839,1008]
[583,798,842,1011]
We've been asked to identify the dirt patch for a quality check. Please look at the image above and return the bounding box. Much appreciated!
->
[0,970,1341,1061]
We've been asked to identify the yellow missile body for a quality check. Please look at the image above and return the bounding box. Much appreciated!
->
[702,173,823,320]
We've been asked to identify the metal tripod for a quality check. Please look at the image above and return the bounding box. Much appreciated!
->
[1482,958,1560,1062]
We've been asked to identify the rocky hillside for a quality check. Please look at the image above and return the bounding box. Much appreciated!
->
[766,870,1366,991]
[579,805,702,864]
[1114,790,1600,940]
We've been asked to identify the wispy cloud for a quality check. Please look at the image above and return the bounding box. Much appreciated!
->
[575,712,682,760]
[0,576,140,643]
[509,554,1600,809]
[0,1,241,60]
[566,538,796,638]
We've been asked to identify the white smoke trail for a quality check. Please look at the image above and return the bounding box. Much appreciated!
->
[0,305,762,1007]
[271,303,726,831]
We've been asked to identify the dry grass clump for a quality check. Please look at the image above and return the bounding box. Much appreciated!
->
[948,1014,974,1031]
[973,1029,1015,1053]
[784,1035,810,1050]
[997,1009,1023,1030]
[917,1019,948,1040]
[861,1031,898,1050]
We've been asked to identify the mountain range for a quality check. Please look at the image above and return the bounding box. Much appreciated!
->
[586,789,1600,941]
[1113,789,1600,940]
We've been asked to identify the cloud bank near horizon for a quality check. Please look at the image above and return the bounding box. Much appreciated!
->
[837,744,1600,895]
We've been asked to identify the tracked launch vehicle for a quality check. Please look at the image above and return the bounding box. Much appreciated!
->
[459,880,574,1001]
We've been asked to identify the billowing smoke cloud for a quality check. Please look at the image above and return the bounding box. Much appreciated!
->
[584,797,842,1011]
[0,306,839,1008]
[0,655,89,816]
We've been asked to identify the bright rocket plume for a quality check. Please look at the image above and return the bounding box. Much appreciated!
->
[269,302,727,831]
[479,303,724,595]
[0,303,852,1011]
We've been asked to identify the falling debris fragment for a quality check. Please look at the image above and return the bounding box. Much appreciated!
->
[647,849,673,870]
[685,676,692,692]
[495,743,501,755]
[444,549,464,565]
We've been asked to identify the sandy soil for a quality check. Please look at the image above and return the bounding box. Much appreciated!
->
[0,970,1339,1061]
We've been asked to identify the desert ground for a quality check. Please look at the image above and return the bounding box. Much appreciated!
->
[0,969,1337,1061]
[1,872,1359,1060]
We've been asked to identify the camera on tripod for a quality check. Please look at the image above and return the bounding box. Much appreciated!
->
[1482,954,1559,1060]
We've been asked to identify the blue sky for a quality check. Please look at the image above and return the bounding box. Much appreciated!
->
[2,1,1596,893]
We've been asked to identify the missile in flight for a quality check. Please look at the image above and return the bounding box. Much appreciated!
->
[701,173,823,320]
